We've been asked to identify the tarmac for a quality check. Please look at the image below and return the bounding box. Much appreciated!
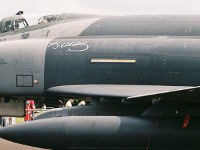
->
[0,138,49,150]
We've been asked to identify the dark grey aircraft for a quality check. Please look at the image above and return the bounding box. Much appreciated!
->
[1,14,200,149]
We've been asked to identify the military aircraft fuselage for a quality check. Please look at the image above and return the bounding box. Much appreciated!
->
[2,15,200,150]
[3,15,200,42]
[0,37,200,96]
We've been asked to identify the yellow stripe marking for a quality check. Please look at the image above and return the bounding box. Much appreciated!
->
[91,58,136,63]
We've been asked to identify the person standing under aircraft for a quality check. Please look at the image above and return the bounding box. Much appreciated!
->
[66,99,73,108]
[78,100,86,106]
[29,99,36,119]
[24,101,31,122]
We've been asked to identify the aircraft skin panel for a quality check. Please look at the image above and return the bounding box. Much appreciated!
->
[0,37,200,97]
[44,37,200,91]
[46,17,101,38]
[0,39,51,95]
[80,16,200,36]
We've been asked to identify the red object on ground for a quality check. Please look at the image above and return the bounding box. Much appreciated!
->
[24,105,31,121]
[29,100,35,109]
[183,113,190,128]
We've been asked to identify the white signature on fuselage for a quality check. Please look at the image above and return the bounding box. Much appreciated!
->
[48,41,89,52]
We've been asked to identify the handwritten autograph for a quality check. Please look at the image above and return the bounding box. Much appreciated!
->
[48,41,89,52]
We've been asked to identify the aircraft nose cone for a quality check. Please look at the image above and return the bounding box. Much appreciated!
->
[0,116,152,149]
[0,125,23,141]
[0,126,9,140]
[0,119,65,149]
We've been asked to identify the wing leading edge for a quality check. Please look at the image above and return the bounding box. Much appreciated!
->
[46,85,199,100]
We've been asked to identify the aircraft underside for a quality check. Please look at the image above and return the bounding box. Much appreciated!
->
[0,94,200,149]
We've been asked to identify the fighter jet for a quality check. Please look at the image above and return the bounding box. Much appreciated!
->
[1,14,200,149]
[3,13,200,42]
[0,11,99,42]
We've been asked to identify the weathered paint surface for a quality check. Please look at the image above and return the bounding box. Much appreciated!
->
[45,37,200,90]
[0,39,51,95]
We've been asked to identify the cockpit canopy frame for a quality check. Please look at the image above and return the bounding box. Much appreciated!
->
[0,15,29,34]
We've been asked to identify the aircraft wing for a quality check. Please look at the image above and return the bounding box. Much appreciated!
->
[46,85,199,100]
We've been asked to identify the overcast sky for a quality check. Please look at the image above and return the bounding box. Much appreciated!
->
[1,0,200,20]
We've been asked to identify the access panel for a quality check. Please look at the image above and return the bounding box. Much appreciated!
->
[16,75,33,87]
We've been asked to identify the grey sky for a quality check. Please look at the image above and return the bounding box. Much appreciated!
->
[1,0,200,19]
